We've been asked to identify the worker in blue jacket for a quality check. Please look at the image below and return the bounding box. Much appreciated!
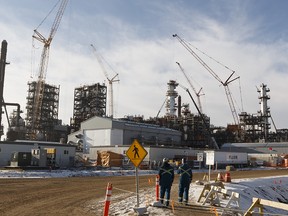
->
[158,158,174,206]
[177,158,193,205]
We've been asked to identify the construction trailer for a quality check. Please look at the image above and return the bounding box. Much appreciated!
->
[221,142,288,167]
[70,83,107,132]
[205,150,248,169]
[0,140,76,168]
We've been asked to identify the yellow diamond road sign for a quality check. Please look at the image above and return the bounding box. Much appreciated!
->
[126,139,147,167]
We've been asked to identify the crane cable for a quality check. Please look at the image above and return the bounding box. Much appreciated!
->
[35,1,60,30]
[238,78,244,112]
[183,38,236,74]
[181,37,244,114]
[31,0,60,79]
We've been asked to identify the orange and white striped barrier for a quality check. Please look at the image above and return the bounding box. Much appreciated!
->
[155,175,160,201]
[103,183,112,216]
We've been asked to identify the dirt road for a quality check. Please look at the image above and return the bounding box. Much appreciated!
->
[0,169,287,216]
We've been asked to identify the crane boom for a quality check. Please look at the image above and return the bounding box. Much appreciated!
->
[173,34,223,84]
[176,62,204,113]
[33,0,68,80]
[91,44,119,118]
[173,34,240,125]
[31,0,68,137]
[90,44,110,79]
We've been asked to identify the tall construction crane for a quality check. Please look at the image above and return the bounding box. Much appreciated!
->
[176,61,204,113]
[31,0,68,137]
[173,34,240,125]
[90,44,119,118]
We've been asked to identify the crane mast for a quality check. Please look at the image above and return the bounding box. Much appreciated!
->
[176,62,204,113]
[91,44,119,118]
[173,34,240,125]
[31,0,68,137]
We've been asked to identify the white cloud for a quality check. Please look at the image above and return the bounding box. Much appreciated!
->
[0,0,288,137]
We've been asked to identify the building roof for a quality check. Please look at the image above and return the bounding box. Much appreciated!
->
[0,140,76,148]
[80,116,181,135]
[221,142,288,154]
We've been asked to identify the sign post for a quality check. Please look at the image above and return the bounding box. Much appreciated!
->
[206,151,214,182]
[136,167,139,206]
[126,139,148,207]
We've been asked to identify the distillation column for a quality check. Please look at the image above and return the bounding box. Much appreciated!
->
[0,40,8,138]
[257,83,271,140]
[165,80,178,118]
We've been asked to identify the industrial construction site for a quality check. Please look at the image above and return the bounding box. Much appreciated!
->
[2,33,288,148]
[1,1,288,216]
[0,0,288,149]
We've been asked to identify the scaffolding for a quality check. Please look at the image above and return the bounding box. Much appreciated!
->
[25,81,60,140]
[239,112,262,142]
[70,83,107,131]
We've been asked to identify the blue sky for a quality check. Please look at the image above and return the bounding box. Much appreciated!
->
[0,0,288,136]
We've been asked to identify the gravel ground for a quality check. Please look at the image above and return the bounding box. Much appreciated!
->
[0,168,287,216]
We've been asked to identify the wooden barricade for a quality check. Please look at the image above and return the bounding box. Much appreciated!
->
[244,197,288,216]
[197,181,225,203]
[198,183,240,215]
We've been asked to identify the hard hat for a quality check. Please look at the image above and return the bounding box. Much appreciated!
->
[163,158,169,163]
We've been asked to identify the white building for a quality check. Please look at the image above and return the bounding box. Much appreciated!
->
[68,116,206,166]
[68,116,182,151]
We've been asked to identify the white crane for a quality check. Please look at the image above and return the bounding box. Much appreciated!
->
[176,61,204,113]
[91,44,119,118]
[31,0,68,138]
[173,34,240,125]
